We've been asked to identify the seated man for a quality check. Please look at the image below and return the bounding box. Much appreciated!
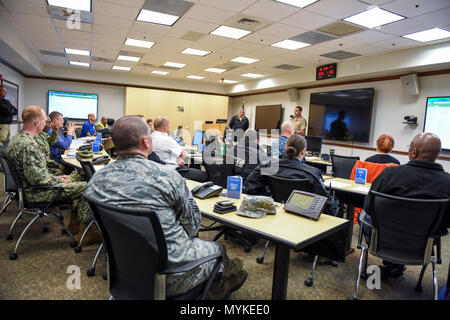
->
[362,133,450,279]
[7,106,100,244]
[80,113,96,137]
[152,117,208,182]
[278,121,295,157]
[95,116,108,131]
[48,111,76,163]
[86,115,247,298]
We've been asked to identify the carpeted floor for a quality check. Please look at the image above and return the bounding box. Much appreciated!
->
[0,192,448,300]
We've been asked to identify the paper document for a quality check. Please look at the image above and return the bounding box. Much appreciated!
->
[353,186,370,193]
[324,181,352,188]
[305,156,320,161]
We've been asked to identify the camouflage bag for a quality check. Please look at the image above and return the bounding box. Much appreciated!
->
[236,195,277,219]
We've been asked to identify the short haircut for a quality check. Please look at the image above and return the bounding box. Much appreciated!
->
[295,106,303,112]
[281,121,294,134]
[285,134,307,158]
[153,117,168,130]
[111,116,149,152]
[49,111,63,121]
[377,134,394,153]
[22,106,44,123]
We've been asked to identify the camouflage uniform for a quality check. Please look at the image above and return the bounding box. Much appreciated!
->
[7,130,91,223]
[35,131,84,182]
[86,154,233,297]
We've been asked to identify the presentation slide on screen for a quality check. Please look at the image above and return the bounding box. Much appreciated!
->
[424,97,450,150]
[48,91,98,120]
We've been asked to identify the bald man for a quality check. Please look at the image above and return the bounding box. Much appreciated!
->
[152,116,208,182]
[278,121,295,157]
[362,133,450,280]
[80,113,96,137]
[86,115,247,298]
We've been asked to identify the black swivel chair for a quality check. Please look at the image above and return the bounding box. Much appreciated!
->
[75,127,82,139]
[331,154,360,179]
[350,190,449,300]
[83,194,222,300]
[107,118,115,126]
[259,176,322,287]
[0,147,16,217]
[0,151,77,260]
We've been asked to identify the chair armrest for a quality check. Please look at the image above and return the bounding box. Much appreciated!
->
[161,253,222,275]
[23,185,64,191]
[359,210,373,229]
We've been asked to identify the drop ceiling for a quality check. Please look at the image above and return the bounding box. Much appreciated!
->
[0,0,449,85]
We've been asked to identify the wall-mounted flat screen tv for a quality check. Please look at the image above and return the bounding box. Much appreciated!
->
[308,88,374,143]
[48,90,98,120]
[423,96,450,151]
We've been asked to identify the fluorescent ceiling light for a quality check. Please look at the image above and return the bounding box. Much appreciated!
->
[403,28,450,42]
[137,9,179,26]
[124,38,154,48]
[163,61,186,68]
[274,0,318,8]
[241,73,265,78]
[271,39,310,50]
[210,25,252,39]
[205,68,226,73]
[152,70,169,75]
[69,61,89,67]
[47,0,91,12]
[181,48,211,56]
[344,7,405,29]
[65,48,90,56]
[230,57,259,64]
[186,75,205,80]
[221,80,238,84]
[112,66,131,71]
[117,55,141,62]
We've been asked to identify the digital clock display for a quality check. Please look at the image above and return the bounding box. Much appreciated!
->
[316,63,337,80]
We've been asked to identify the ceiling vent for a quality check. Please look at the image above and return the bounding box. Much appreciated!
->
[317,21,364,37]
[273,64,301,70]
[290,31,336,45]
[320,50,361,60]
[214,62,241,71]
[225,14,271,31]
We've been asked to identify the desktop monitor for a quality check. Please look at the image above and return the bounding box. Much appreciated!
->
[305,136,323,154]
[423,96,450,151]
[192,130,205,145]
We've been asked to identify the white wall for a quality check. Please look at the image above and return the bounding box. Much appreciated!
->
[229,73,450,172]
[23,78,125,121]
[0,62,25,136]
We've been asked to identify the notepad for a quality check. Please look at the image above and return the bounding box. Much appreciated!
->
[324,181,352,188]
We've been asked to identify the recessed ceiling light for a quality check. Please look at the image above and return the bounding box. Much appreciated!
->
[124,38,155,48]
[186,75,205,80]
[47,0,91,12]
[163,61,186,68]
[210,25,252,39]
[231,57,259,64]
[117,55,141,62]
[112,66,131,71]
[152,70,169,75]
[403,28,450,42]
[221,80,238,84]
[181,48,211,56]
[271,39,310,50]
[241,73,265,78]
[205,68,226,73]
[274,0,318,8]
[65,48,90,56]
[344,7,405,29]
[69,61,89,67]
[137,9,179,26]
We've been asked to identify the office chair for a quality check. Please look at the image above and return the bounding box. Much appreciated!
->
[349,190,449,300]
[0,147,16,217]
[75,127,82,139]
[83,194,223,300]
[259,176,322,287]
[331,154,360,179]
[0,151,77,260]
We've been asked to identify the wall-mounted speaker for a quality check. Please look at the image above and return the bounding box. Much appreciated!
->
[287,88,299,102]
[400,74,419,95]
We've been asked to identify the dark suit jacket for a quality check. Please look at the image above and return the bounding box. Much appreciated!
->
[364,160,450,232]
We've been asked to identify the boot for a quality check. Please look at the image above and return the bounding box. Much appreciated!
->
[76,222,102,246]
[67,213,80,235]
[207,270,248,300]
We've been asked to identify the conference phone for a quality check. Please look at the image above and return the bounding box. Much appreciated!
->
[283,190,328,221]
[191,181,223,200]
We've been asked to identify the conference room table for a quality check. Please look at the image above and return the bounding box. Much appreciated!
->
[305,156,332,174]
[185,179,350,300]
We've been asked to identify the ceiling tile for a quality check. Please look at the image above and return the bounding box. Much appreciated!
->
[53,19,92,32]
[347,44,389,56]
[93,14,133,29]
[1,0,49,17]
[381,0,450,18]
[228,40,265,52]
[130,21,171,35]
[379,18,431,36]
[242,0,300,21]
[259,23,306,38]
[281,9,336,30]
[198,0,258,12]
[93,0,141,19]
[305,0,369,20]
[172,17,218,33]
[242,31,284,45]
[343,30,394,44]
[58,29,91,41]
[372,36,424,49]
[414,7,450,28]
[183,4,236,24]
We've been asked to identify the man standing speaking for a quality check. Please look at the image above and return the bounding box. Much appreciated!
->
[0,85,18,144]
